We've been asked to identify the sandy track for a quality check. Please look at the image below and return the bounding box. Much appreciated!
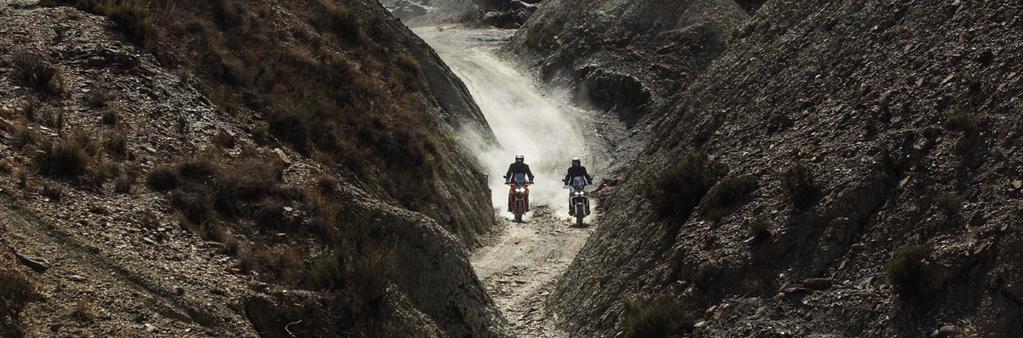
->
[415,25,624,337]
[472,207,593,336]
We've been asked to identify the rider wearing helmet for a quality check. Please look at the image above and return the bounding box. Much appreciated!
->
[562,157,593,186]
[564,157,593,216]
[505,154,535,183]
[504,154,534,212]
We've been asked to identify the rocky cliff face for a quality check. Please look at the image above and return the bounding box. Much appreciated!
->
[380,0,539,28]
[0,1,502,336]
[522,0,1023,336]
[511,0,748,126]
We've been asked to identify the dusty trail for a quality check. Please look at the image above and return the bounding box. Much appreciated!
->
[415,26,622,336]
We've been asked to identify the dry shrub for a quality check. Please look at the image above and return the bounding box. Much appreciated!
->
[33,139,90,178]
[781,164,821,209]
[239,244,304,285]
[0,160,12,176]
[647,154,726,221]
[20,96,40,121]
[0,268,40,337]
[100,109,120,126]
[11,52,65,95]
[39,107,64,130]
[212,130,236,149]
[886,243,931,299]
[11,124,36,150]
[622,297,697,338]
[748,218,771,245]
[103,132,128,158]
[697,175,758,222]
[114,171,134,193]
[40,182,64,201]
[146,165,180,191]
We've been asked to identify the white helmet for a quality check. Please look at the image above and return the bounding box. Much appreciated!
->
[572,157,581,166]
[515,154,525,162]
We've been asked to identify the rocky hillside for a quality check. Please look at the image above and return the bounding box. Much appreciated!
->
[381,0,539,28]
[511,0,748,126]
[0,1,503,337]
[519,0,1023,336]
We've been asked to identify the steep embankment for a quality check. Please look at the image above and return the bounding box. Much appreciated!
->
[1,1,502,336]
[535,0,1023,336]
[381,0,538,29]
[511,0,748,126]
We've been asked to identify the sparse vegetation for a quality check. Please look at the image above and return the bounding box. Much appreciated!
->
[748,218,771,245]
[100,109,120,126]
[20,96,40,121]
[691,262,723,290]
[33,139,90,178]
[42,0,152,42]
[40,182,64,201]
[11,124,35,150]
[781,164,820,209]
[40,106,64,130]
[885,243,931,298]
[250,121,270,143]
[114,172,133,193]
[212,130,236,149]
[648,154,727,221]
[43,0,459,243]
[697,175,758,222]
[146,165,180,191]
[103,132,128,158]
[0,268,40,337]
[622,298,697,338]
[11,52,65,95]
[309,0,364,45]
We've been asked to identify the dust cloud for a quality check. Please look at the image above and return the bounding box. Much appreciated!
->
[416,27,593,218]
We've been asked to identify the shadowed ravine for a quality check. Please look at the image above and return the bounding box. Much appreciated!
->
[414,26,618,336]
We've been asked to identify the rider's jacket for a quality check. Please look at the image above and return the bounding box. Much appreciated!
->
[505,162,535,182]
[563,165,592,184]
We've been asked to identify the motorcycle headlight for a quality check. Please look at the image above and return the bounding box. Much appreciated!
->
[516,188,525,193]
[575,192,584,196]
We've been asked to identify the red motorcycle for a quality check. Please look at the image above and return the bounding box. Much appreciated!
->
[507,181,533,222]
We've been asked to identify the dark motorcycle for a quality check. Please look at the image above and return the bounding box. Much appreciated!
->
[567,177,590,226]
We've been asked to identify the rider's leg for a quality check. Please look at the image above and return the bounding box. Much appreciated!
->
[507,188,513,212]
[568,195,574,215]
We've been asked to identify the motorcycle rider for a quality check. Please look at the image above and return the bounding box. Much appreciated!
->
[563,157,593,214]
[504,154,534,212]
[562,157,593,186]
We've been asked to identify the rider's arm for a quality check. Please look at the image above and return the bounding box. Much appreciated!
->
[504,165,513,181]
[525,165,535,182]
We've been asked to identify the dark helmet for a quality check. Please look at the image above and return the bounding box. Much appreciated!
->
[515,154,525,162]
[572,157,581,166]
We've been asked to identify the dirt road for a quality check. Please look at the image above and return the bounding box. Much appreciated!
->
[415,25,626,337]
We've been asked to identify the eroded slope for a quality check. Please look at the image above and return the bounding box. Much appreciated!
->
[1,2,503,336]
[544,0,1023,336]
